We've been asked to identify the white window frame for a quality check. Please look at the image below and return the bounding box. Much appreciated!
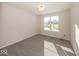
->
[44,16,59,32]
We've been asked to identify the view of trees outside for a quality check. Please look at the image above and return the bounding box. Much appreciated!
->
[51,16,59,31]
[44,16,59,32]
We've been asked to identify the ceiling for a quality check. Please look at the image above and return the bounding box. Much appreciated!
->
[5,2,72,15]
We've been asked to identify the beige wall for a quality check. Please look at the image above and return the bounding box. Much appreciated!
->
[0,3,72,50]
[70,3,79,55]
[40,10,70,41]
[0,3,38,48]
[0,3,2,43]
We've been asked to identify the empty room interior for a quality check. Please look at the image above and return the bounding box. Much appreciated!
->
[0,2,79,56]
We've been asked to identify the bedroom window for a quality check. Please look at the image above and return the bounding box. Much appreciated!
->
[44,16,59,32]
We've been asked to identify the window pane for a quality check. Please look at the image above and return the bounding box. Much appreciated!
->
[43,16,59,32]
[44,17,50,31]
[51,16,59,32]
[51,16,59,23]
[44,17,50,24]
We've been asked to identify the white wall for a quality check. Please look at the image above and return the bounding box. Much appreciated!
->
[0,3,38,49]
[40,10,70,41]
[70,3,79,55]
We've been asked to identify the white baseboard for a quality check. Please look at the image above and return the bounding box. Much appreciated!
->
[0,33,38,49]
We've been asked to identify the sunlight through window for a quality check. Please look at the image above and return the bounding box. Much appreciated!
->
[75,24,79,48]
[44,16,59,32]
[56,44,74,54]
[44,40,59,56]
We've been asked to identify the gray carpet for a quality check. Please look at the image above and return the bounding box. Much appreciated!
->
[0,34,76,56]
